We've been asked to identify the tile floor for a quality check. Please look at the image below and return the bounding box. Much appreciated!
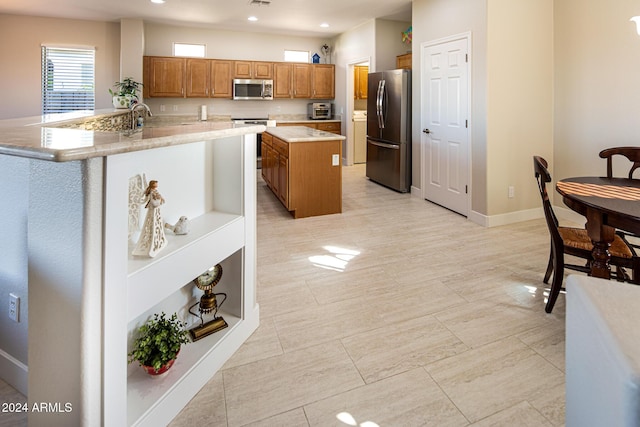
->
[0,164,568,426]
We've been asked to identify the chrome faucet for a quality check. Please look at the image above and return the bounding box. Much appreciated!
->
[130,103,152,129]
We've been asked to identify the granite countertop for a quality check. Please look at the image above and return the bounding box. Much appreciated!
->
[0,110,261,162]
[269,114,341,124]
[265,126,346,143]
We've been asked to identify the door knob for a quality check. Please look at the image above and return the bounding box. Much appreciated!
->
[423,129,431,134]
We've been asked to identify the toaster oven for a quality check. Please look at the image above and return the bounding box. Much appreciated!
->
[308,102,333,120]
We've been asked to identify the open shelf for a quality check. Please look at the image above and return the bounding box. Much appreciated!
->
[127,212,244,321]
[101,132,258,427]
[127,312,241,426]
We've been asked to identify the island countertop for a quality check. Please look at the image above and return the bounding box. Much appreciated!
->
[0,109,263,162]
[264,125,346,143]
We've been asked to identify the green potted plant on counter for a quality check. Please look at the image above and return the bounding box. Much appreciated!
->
[109,77,143,109]
[128,312,190,376]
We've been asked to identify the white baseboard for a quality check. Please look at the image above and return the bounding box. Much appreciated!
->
[0,348,28,395]
[469,207,543,228]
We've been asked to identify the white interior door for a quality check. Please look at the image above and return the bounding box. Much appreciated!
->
[422,36,470,216]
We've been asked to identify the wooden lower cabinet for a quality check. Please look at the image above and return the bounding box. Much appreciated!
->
[262,132,342,218]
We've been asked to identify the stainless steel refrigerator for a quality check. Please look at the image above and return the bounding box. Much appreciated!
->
[366,69,411,192]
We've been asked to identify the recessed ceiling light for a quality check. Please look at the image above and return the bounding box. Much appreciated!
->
[150,0,165,4]
[320,23,329,28]
[248,16,258,22]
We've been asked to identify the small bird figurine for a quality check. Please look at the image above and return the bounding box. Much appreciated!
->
[165,216,190,235]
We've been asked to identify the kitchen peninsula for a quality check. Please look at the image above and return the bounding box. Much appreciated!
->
[262,126,345,219]
[0,109,260,426]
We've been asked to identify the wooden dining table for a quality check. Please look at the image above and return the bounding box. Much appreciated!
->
[556,176,640,279]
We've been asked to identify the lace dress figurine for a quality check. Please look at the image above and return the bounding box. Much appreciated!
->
[132,180,168,258]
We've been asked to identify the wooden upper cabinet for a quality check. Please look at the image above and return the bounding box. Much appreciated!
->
[274,63,293,98]
[354,66,368,99]
[211,60,232,98]
[292,63,312,98]
[147,57,185,97]
[396,53,412,70]
[253,61,273,79]
[311,64,335,99]
[234,61,274,79]
[186,58,210,97]
[144,56,333,100]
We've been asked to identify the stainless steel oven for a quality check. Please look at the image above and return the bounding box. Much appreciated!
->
[232,118,276,168]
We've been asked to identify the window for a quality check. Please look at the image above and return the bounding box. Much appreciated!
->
[41,46,95,114]
[284,50,309,63]
[174,43,206,57]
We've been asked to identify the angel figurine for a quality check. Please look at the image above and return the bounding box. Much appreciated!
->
[132,180,168,258]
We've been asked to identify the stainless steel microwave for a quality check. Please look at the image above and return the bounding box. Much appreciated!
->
[233,79,274,100]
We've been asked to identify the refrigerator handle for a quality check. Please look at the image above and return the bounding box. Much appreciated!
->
[380,80,387,129]
[378,79,386,129]
[376,80,383,129]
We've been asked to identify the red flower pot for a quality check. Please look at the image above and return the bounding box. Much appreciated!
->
[143,359,174,376]
[142,351,179,376]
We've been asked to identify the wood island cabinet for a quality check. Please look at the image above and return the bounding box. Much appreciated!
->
[262,130,342,218]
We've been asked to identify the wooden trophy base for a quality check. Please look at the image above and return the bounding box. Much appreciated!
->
[189,317,228,341]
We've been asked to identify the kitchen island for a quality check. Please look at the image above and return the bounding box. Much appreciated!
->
[0,109,260,426]
[262,126,345,219]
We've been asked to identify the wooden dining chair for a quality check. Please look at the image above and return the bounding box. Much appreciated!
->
[533,156,638,313]
[599,147,640,251]
[599,147,640,179]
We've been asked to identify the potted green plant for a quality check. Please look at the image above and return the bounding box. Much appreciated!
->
[128,312,190,376]
[109,77,143,109]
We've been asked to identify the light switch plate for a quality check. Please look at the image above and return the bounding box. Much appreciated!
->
[332,154,339,166]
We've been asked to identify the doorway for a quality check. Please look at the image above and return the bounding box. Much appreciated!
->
[345,58,370,166]
[421,33,471,216]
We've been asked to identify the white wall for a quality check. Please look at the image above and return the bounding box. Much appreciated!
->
[333,20,375,164]
[0,15,120,120]
[486,0,553,216]
[553,0,640,194]
[412,0,488,215]
[0,156,29,394]
[375,20,412,72]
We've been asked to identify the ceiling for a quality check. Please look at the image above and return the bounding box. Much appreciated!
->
[0,0,412,38]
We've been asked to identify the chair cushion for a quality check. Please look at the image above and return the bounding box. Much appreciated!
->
[559,227,633,259]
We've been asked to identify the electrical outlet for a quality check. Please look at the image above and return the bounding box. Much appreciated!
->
[332,154,340,166]
[160,104,166,112]
[9,293,19,322]
[508,186,515,199]
[172,105,178,112]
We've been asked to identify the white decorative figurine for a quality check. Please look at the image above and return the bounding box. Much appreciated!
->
[132,180,168,258]
[165,216,190,235]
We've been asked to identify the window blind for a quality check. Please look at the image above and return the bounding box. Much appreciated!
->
[41,46,95,114]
